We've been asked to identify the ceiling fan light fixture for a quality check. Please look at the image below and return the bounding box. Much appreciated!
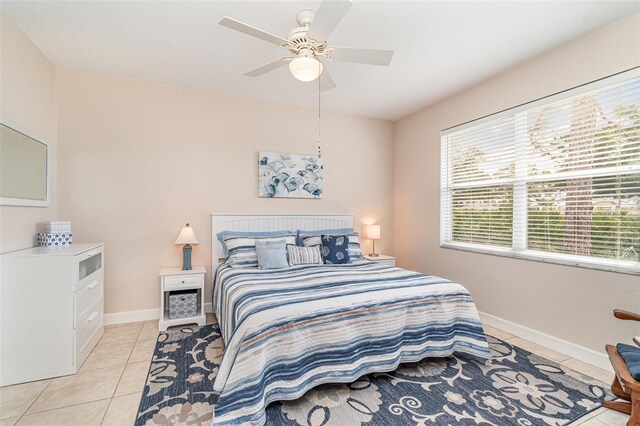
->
[220,0,393,89]
[289,56,323,82]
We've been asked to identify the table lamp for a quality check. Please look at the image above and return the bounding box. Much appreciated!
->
[366,224,380,257]
[175,223,199,270]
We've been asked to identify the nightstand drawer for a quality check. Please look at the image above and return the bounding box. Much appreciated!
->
[165,274,202,289]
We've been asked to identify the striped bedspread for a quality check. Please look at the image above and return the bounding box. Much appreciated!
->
[211,260,490,425]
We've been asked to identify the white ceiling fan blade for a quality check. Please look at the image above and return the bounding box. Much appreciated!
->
[318,67,336,91]
[330,47,393,66]
[307,0,353,42]
[219,17,287,46]
[244,58,292,77]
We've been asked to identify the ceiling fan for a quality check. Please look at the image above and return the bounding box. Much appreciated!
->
[219,0,393,91]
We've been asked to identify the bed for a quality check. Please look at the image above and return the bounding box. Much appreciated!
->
[209,214,490,425]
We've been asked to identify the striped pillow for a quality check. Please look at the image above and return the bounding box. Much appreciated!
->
[301,232,363,260]
[217,230,294,257]
[225,234,296,268]
[287,245,323,266]
[295,228,353,246]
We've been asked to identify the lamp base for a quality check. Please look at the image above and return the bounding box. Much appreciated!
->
[182,244,193,271]
[368,239,379,257]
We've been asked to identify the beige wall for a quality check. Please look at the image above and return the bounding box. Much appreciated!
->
[3,7,638,355]
[393,13,640,353]
[56,69,394,315]
[0,11,57,253]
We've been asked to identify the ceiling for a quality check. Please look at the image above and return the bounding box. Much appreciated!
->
[2,1,639,121]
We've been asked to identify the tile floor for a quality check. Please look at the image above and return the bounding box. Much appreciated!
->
[0,319,627,425]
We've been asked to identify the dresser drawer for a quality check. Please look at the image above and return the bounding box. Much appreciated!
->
[75,298,103,361]
[74,277,103,328]
[75,248,103,292]
[165,274,202,289]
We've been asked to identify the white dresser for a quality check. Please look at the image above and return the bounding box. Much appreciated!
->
[0,243,104,386]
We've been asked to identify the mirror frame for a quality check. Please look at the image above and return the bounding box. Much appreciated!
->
[0,117,50,207]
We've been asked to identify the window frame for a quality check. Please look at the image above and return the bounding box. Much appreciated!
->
[440,67,640,276]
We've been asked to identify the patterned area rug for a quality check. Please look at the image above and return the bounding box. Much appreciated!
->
[136,324,611,426]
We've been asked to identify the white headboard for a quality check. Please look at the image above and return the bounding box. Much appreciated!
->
[211,213,353,270]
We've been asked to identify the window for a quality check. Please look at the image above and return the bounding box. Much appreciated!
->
[440,69,640,274]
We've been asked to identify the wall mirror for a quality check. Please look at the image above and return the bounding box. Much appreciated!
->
[0,120,49,207]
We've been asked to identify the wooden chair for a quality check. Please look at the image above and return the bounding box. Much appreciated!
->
[604,309,640,426]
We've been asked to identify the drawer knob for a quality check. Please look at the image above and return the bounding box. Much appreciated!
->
[181,280,185,283]
[87,311,98,323]
[87,280,98,289]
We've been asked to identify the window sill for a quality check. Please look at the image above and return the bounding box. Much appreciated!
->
[440,242,640,276]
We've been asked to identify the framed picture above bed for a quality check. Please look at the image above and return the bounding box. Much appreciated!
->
[258,151,323,199]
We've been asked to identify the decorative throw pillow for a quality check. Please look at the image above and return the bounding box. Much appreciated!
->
[226,234,296,268]
[301,232,363,260]
[217,230,293,258]
[295,228,353,246]
[255,239,289,270]
[320,234,350,264]
[287,244,323,266]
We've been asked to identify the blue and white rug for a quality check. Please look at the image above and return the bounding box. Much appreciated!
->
[136,324,611,426]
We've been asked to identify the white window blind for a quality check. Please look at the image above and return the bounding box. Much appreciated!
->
[440,69,640,274]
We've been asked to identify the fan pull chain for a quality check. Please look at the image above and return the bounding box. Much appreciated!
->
[317,59,322,159]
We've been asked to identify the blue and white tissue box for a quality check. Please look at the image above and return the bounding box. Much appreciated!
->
[37,232,73,247]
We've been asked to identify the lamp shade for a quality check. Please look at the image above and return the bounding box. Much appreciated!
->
[366,224,381,240]
[175,223,199,245]
[289,56,323,82]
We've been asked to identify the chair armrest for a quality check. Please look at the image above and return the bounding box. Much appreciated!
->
[614,309,640,322]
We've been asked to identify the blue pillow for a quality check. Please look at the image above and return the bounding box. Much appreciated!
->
[255,238,289,270]
[320,234,350,264]
[217,230,293,257]
[300,231,363,260]
[296,228,353,246]
[617,343,640,381]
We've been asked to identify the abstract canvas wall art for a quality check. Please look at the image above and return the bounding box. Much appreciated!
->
[258,152,323,199]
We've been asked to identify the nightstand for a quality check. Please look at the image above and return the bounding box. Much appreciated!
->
[364,254,396,266]
[158,266,206,331]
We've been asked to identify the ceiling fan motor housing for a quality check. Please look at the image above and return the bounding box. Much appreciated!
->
[287,17,329,59]
[287,27,310,44]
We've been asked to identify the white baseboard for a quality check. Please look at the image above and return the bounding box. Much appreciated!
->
[479,311,612,373]
[104,308,159,325]
[104,303,214,326]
